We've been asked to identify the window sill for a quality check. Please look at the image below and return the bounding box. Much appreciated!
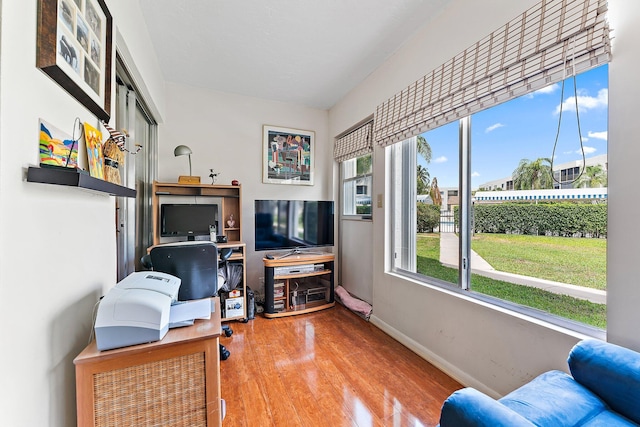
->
[387,268,605,341]
[342,214,373,221]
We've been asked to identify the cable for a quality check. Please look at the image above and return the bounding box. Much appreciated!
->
[550,37,585,187]
[88,296,102,345]
[65,117,83,167]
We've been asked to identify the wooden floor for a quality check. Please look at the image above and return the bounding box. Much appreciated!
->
[220,303,461,426]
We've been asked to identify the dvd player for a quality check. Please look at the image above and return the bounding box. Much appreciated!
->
[274,264,315,275]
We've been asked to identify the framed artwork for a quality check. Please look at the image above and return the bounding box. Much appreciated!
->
[38,119,79,168]
[36,0,113,121]
[84,122,104,179]
[263,125,314,185]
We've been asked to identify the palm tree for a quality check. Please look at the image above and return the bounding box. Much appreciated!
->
[573,165,607,188]
[356,154,372,175]
[430,177,442,206]
[512,158,553,190]
[417,135,432,163]
[416,134,433,195]
[417,164,430,194]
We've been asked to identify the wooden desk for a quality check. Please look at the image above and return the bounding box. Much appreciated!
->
[74,298,222,427]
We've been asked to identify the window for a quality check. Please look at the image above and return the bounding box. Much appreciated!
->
[390,65,608,331]
[342,154,372,217]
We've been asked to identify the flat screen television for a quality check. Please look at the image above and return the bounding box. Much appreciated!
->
[255,200,334,252]
[160,204,218,240]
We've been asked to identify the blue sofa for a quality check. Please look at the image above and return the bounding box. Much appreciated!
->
[439,339,640,426]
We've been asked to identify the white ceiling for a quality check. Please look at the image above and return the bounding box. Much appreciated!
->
[138,0,451,110]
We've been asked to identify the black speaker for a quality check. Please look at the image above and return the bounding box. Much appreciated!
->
[246,287,255,320]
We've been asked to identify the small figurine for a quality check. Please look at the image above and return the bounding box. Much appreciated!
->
[101,120,142,154]
[209,169,220,184]
[227,214,235,228]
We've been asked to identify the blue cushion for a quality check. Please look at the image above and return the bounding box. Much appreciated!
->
[569,339,640,424]
[581,411,638,426]
[440,388,535,427]
[439,340,640,427]
[499,370,607,426]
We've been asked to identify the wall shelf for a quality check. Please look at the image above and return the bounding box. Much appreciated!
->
[26,166,136,198]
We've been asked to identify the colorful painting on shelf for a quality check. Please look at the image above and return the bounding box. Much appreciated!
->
[38,119,78,168]
[84,122,104,179]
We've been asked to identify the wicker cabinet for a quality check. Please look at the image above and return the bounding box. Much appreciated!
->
[74,300,223,427]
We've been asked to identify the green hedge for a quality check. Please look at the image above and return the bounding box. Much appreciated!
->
[467,203,607,237]
[417,203,441,232]
[356,204,371,215]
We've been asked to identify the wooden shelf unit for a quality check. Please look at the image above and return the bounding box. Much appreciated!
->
[217,241,247,321]
[152,181,242,246]
[263,253,335,318]
[151,181,246,321]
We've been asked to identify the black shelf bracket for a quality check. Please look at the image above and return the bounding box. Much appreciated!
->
[27,166,136,198]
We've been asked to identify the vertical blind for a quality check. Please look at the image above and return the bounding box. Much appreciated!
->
[334,120,373,162]
[374,0,610,147]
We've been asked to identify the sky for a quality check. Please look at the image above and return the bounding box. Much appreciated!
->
[418,64,609,189]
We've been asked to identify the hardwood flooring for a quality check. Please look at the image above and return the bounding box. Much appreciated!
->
[220,303,462,426]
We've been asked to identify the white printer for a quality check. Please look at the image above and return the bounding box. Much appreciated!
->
[95,271,181,351]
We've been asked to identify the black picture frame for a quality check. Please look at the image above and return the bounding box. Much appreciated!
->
[36,0,113,121]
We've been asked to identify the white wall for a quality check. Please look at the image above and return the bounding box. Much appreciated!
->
[339,219,374,303]
[330,0,639,398]
[0,1,164,425]
[158,82,331,297]
[606,0,640,348]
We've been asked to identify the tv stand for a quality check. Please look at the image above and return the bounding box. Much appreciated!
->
[263,253,334,318]
[275,248,325,260]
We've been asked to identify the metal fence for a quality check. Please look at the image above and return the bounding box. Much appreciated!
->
[439,210,456,233]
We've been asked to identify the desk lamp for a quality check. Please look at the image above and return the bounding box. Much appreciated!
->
[174,144,200,184]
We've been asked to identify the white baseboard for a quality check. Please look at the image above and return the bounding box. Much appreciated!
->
[369,314,501,399]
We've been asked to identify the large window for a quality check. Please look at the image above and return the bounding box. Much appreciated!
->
[391,65,608,331]
[342,154,372,217]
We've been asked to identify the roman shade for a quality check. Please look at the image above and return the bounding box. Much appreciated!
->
[334,120,373,162]
[374,0,610,147]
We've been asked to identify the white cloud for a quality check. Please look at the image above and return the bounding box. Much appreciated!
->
[434,156,448,163]
[588,130,608,141]
[530,83,560,97]
[472,171,480,177]
[578,146,597,154]
[581,137,589,142]
[554,88,608,115]
[485,123,504,133]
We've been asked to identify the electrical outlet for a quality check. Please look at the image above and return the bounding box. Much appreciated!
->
[377,194,383,208]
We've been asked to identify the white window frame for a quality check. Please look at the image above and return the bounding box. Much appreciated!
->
[341,154,373,220]
[388,117,605,339]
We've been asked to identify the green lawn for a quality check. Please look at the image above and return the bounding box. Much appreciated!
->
[416,233,606,328]
[471,233,606,290]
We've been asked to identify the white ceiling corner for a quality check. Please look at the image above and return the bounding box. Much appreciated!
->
[138,0,451,109]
